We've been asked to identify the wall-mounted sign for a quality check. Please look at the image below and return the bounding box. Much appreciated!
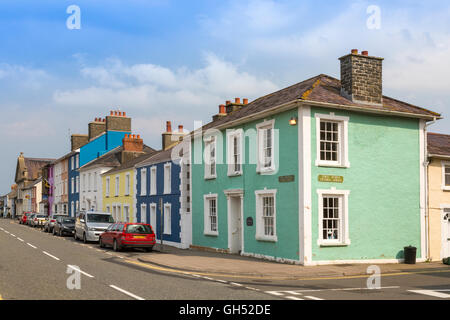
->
[318,175,344,183]
[279,175,295,183]
[246,217,254,227]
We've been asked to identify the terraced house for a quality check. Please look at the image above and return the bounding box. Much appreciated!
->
[135,122,191,249]
[190,50,441,265]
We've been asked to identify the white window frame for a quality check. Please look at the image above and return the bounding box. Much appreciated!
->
[442,161,450,191]
[140,203,147,224]
[204,136,217,180]
[150,203,157,231]
[106,205,110,214]
[124,205,130,222]
[115,175,120,197]
[164,163,172,194]
[71,178,74,194]
[140,168,147,196]
[227,129,244,176]
[125,173,131,196]
[76,154,79,168]
[71,157,74,171]
[163,203,172,235]
[204,194,218,236]
[315,113,350,168]
[317,188,351,246]
[105,177,110,197]
[255,189,278,242]
[150,166,157,196]
[94,172,98,192]
[256,119,276,174]
[76,176,79,193]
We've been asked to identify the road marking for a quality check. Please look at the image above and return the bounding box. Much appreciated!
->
[27,243,37,249]
[408,289,450,299]
[42,251,60,261]
[67,265,95,278]
[4,231,9,234]
[230,282,243,287]
[304,296,324,300]
[10,234,16,237]
[285,286,400,293]
[109,285,145,300]
[286,296,304,300]
[17,237,24,242]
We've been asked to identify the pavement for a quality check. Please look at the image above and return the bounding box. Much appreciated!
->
[138,243,450,280]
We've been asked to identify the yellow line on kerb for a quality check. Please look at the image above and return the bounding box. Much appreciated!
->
[123,259,450,281]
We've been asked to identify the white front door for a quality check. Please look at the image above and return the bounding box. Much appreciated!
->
[443,209,450,259]
[228,196,242,254]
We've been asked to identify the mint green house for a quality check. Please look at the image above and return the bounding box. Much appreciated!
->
[190,50,441,265]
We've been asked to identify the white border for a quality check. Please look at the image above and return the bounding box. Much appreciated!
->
[255,189,278,242]
[226,129,244,177]
[224,189,244,254]
[203,193,218,236]
[256,119,276,174]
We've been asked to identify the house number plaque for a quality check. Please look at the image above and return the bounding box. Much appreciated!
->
[318,175,344,183]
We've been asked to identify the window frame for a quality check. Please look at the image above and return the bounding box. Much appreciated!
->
[140,203,147,224]
[203,194,218,236]
[125,173,131,196]
[163,203,172,235]
[317,188,351,247]
[442,161,450,191]
[315,113,350,168]
[256,120,276,174]
[227,129,244,177]
[150,166,157,195]
[255,189,278,242]
[140,168,147,196]
[105,177,110,197]
[204,136,217,180]
[115,175,120,197]
[164,163,172,194]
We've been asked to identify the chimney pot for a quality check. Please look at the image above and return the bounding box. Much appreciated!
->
[219,104,226,114]
[362,51,368,56]
[226,100,231,105]
[166,121,172,133]
[178,125,183,132]
[123,112,126,117]
[110,111,114,116]
[235,98,241,104]
[351,49,358,55]
[137,134,140,139]
[243,98,248,105]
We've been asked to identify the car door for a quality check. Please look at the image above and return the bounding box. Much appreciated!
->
[103,224,115,245]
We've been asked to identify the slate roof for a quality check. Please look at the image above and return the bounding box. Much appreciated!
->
[135,146,178,168]
[102,149,159,176]
[428,132,450,157]
[20,157,55,182]
[199,74,440,132]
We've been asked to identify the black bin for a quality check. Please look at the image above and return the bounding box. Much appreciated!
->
[404,246,417,264]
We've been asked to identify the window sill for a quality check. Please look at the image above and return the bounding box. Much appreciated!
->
[442,186,450,191]
[315,160,350,168]
[227,172,242,177]
[318,240,351,247]
[256,235,278,243]
[204,231,218,237]
[204,176,217,181]
[257,168,276,175]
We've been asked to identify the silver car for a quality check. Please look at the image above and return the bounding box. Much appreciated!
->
[74,211,114,243]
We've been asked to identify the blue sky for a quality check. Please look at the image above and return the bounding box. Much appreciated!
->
[0,0,449,194]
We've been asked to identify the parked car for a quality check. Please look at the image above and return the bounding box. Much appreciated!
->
[99,223,156,252]
[27,213,36,226]
[44,214,66,233]
[53,216,76,236]
[30,214,47,228]
[19,212,32,225]
[74,211,114,243]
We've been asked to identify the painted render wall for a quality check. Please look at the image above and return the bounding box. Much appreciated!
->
[80,131,130,167]
[191,109,300,261]
[310,107,422,262]
[136,161,182,245]
[427,158,450,261]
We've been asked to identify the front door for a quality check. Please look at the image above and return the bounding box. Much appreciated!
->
[443,209,450,259]
[228,196,242,254]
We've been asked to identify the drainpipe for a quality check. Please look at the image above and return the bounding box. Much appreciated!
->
[424,117,436,261]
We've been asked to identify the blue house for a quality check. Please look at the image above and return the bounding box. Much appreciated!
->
[135,122,191,249]
[69,111,132,216]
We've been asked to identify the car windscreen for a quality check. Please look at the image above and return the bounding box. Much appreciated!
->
[62,218,75,224]
[126,224,152,234]
[86,214,114,223]
[36,215,47,218]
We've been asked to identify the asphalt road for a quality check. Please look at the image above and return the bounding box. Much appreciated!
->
[1,218,450,301]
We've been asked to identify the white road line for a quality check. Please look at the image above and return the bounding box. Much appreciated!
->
[287,286,400,293]
[67,265,95,278]
[109,285,145,300]
[304,296,324,300]
[42,251,60,261]
[27,243,37,249]
[4,231,10,234]
[10,234,16,237]
[230,282,243,287]
[286,296,304,300]
[408,290,450,299]
[17,237,24,242]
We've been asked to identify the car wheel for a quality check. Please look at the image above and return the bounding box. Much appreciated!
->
[74,231,78,241]
[113,239,121,252]
[99,238,105,248]
[83,233,87,243]
[59,229,62,237]
[146,247,153,252]
[53,228,56,235]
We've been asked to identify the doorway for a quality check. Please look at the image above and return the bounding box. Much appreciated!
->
[227,194,243,254]
[443,209,450,259]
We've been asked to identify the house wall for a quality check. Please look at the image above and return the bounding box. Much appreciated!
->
[428,158,450,260]
[68,153,80,217]
[80,166,110,212]
[309,107,422,262]
[102,168,135,223]
[191,109,300,261]
[136,161,182,246]
[79,131,130,167]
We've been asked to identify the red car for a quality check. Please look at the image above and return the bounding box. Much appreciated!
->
[99,223,156,252]
[19,212,32,225]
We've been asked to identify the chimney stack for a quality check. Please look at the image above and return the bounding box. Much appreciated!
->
[339,49,384,105]
[71,134,89,151]
[88,118,107,141]
[106,110,131,133]
[162,121,187,150]
[225,98,247,114]
[121,133,144,163]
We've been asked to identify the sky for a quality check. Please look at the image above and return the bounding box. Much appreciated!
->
[0,0,449,194]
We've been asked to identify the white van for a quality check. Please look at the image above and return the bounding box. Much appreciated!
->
[74,211,115,243]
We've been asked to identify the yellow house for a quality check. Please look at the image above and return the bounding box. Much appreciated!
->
[427,133,450,261]
[102,153,154,223]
